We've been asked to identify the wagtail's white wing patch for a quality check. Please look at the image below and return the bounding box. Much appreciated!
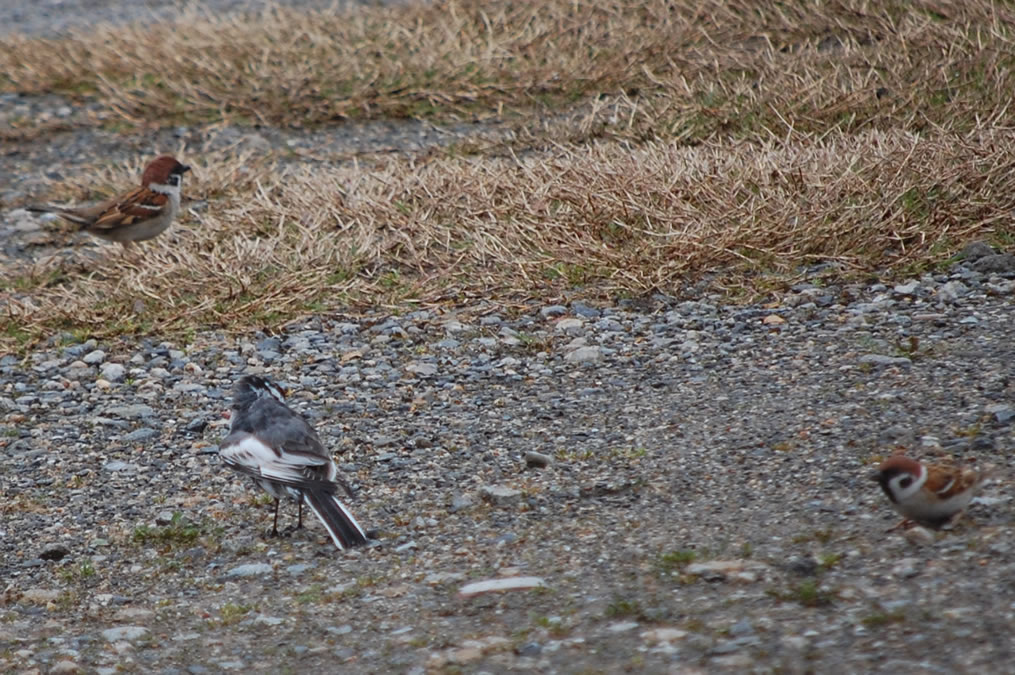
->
[220,432,328,485]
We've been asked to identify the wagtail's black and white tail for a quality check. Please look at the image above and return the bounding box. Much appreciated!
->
[302,489,368,550]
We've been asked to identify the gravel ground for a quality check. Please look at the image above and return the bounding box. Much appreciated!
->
[2,245,1015,674]
[0,0,381,38]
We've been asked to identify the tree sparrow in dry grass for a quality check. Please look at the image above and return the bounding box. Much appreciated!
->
[28,155,190,247]
[216,375,368,551]
[873,454,987,529]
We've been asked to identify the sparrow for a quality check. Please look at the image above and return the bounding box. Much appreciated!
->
[27,155,190,246]
[217,375,368,550]
[873,454,987,529]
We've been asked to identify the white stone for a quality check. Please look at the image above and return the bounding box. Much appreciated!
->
[225,563,274,578]
[565,346,602,363]
[100,626,149,642]
[458,576,547,597]
[641,627,688,644]
[607,621,639,633]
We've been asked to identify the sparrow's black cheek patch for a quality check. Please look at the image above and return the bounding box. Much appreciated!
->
[899,477,913,488]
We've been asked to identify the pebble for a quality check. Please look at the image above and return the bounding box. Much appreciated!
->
[100,363,126,382]
[184,417,209,432]
[893,281,920,296]
[858,354,912,368]
[524,450,552,468]
[937,280,967,303]
[155,511,176,526]
[555,318,584,333]
[102,461,137,473]
[224,563,274,578]
[959,241,995,260]
[986,404,1014,425]
[406,362,438,377]
[82,350,106,365]
[540,305,568,318]
[100,626,149,642]
[480,485,522,506]
[458,577,547,597]
[122,428,158,443]
[21,588,61,604]
[564,345,602,363]
[903,527,937,546]
[607,621,640,633]
[105,404,154,419]
[39,544,71,561]
[972,253,1015,273]
[254,615,285,626]
[571,301,600,318]
[685,560,770,583]
[730,618,754,636]
[641,628,688,644]
[449,493,474,512]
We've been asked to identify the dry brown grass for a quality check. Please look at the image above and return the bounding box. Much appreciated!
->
[5,127,1013,345]
[1,0,1013,137]
[2,0,1015,349]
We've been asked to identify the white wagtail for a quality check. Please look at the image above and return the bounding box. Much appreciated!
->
[218,375,368,550]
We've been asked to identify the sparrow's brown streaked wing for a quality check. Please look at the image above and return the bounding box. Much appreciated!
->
[90,187,168,231]
[924,463,980,499]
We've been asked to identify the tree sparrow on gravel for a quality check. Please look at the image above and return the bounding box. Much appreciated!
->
[873,454,987,529]
[28,155,190,246]
[216,375,368,550]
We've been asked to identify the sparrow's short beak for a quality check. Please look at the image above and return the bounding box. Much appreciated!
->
[181,164,192,174]
[868,470,882,482]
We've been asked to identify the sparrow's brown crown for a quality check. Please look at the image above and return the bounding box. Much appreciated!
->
[141,155,190,186]
[876,455,923,479]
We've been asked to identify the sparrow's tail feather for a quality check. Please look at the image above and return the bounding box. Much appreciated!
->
[302,489,367,550]
[26,205,91,228]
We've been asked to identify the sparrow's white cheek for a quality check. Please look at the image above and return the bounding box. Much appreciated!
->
[889,473,922,501]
